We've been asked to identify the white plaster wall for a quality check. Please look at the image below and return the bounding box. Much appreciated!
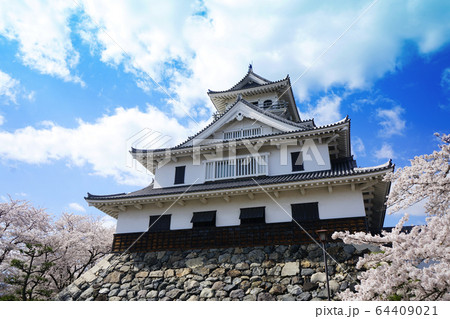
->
[116,207,149,233]
[115,186,365,233]
[267,142,331,175]
[153,156,205,189]
[153,140,330,188]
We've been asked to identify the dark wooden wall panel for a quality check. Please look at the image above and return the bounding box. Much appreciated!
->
[112,217,367,253]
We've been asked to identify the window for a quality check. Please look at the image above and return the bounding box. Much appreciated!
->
[263,100,272,108]
[149,215,171,232]
[291,151,304,172]
[252,101,259,106]
[191,211,216,228]
[239,206,265,225]
[223,127,262,140]
[174,166,186,185]
[291,203,319,222]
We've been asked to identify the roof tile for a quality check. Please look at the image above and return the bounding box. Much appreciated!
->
[86,157,392,201]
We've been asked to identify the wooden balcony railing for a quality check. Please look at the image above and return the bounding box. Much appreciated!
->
[205,154,269,181]
[112,217,367,253]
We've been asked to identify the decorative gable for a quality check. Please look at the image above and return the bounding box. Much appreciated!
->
[207,117,280,141]
[207,66,301,122]
[228,65,272,91]
[179,98,312,147]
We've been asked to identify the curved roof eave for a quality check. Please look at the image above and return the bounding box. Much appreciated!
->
[86,158,393,203]
[208,66,285,94]
[208,76,289,95]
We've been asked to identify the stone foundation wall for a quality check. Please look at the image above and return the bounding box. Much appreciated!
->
[56,242,373,301]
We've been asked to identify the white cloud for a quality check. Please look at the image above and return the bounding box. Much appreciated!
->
[350,95,406,136]
[300,94,342,125]
[440,67,450,109]
[376,106,406,137]
[68,202,86,213]
[0,105,200,186]
[25,91,36,103]
[441,67,450,90]
[0,114,4,126]
[1,1,450,112]
[0,1,83,85]
[0,70,21,104]
[0,69,35,105]
[100,215,117,229]
[374,143,395,160]
[1,1,450,186]
[14,192,27,197]
[77,0,450,114]
[352,136,366,158]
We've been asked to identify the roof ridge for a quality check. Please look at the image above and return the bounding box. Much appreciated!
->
[131,113,348,154]
[208,74,289,95]
[85,192,126,199]
[354,160,393,171]
[86,182,155,199]
[174,97,244,148]
[228,68,272,91]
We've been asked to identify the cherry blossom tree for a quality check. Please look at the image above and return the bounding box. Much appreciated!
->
[0,197,52,295]
[0,197,115,300]
[0,197,51,267]
[386,133,450,216]
[47,213,114,291]
[7,242,59,300]
[333,133,450,301]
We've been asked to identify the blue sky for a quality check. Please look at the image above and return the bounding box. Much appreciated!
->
[0,0,449,227]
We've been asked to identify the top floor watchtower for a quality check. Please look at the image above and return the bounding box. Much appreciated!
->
[208,65,300,122]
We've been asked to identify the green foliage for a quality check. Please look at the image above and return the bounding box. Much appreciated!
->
[0,294,20,301]
[388,293,403,301]
[369,250,385,255]
[1,198,115,300]
[6,242,56,301]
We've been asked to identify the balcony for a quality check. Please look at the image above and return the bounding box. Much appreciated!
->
[205,154,269,181]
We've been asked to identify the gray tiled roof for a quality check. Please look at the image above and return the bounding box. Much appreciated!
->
[207,68,284,94]
[85,157,393,201]
[131,97,316,154]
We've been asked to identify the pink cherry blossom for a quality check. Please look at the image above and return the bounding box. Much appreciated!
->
[0,197,114,299]
[333,133,450,301]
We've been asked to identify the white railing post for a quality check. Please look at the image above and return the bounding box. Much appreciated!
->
[204,153,269,181]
